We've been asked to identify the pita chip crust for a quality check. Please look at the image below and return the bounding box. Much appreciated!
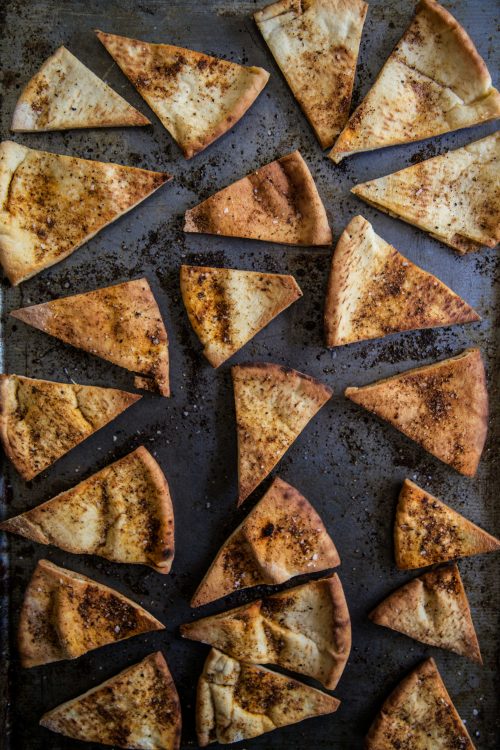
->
[40,651,181,750]
[184,151,332,245]
[365,657,476,750]
[255,0,368,148]
[394,479,500,570]
[330,0,500,162]
[11,278,170,396]
[0,446,174,573]
[0,141,171,285]
[180,265,302,367]
[192,477,339,607]
[11,46,150,132]
[325,215,479,346]
[351,132,500,254]
[196,648,339,746]
[345,348,488,476]
[96,30,269,159]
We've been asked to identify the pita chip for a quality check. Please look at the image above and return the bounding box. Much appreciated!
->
[184,151,332,245]
[394,478,500,570]
[196,648,339,746]
[96,30,269,159]
[192,476,339,607]
[180,264,302,367]
[330,0,500,162]
[351,132,500,254]
[40,651,181,750]
[345,348,488,476]
[19,559,164,668]
[11,46,150,132]
[0,446,174,573]
[0,141,171,285]
[254,0,368,148]
[325,215,479,346]
[11,278,170,396]
[182,574,350,689]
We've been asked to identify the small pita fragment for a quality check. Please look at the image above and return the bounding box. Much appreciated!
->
[196,648,339,746]
[184,151,332,245]
[40,651,181,750]
[180,265,302,367]
[255,0,368,148]
[11,278,170,396]
[351,132,500,254]
[192,477,339,607]
[11,46,150,132]
[345,348,488,476]
[394,478,500,570]
[0,141,171,285]
[0,446,174,573]
[365,657,476,750]
[330,0,500,162]
[96,30,269,159]
[325,215,479,346]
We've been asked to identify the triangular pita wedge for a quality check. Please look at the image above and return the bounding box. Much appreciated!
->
[394,478,500,570]
[11,278,170,396]
[182,574,350,689]
[233,364,332,502]
[96,30,269,159]
[192,476,339,607]
[19,559,164,667]
[197,648,339,746]
[365,657,475,750]
[325,215,479,346]
[330,0,500,162]
[40,651,181,750]
[180,265,302,367]
[351,132,499,254]
[345,348,488,476]
[0,446,174,573]
[184,151,332,245]
[11,46,150,132]
[369,563,481,663]
[254,0,368,148]
[0,141,171,285]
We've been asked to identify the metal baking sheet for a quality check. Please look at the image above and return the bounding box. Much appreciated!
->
[1,1,498,748]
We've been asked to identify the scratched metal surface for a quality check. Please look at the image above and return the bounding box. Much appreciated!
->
[0,1,499,748]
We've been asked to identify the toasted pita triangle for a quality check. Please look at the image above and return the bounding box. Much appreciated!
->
[180,265,302,367]
[11,278,170,396]
[330,0,500,162]
[184,151,332,245]
[255,0,368,148]
[345,348,488,476]
[0,141,171,285]
[96,30,269,159]
[351,132,499,254]
[0,446,174,572]
[325,215,479,346]
[394,479,500,570]
[11,46,150,132]
[197,648,339,745]
[40,651,181,750]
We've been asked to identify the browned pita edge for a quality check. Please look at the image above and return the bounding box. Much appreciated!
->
[11,278,170,397]
[345,348,488,477]
[191,476,339,607]
[184,151,332,246]
[0,446,175,574]
[394,478,500,571]
[324,215,479,347]
[364,658,476,750]
[40,651,182,750]
[18,559,164,668]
